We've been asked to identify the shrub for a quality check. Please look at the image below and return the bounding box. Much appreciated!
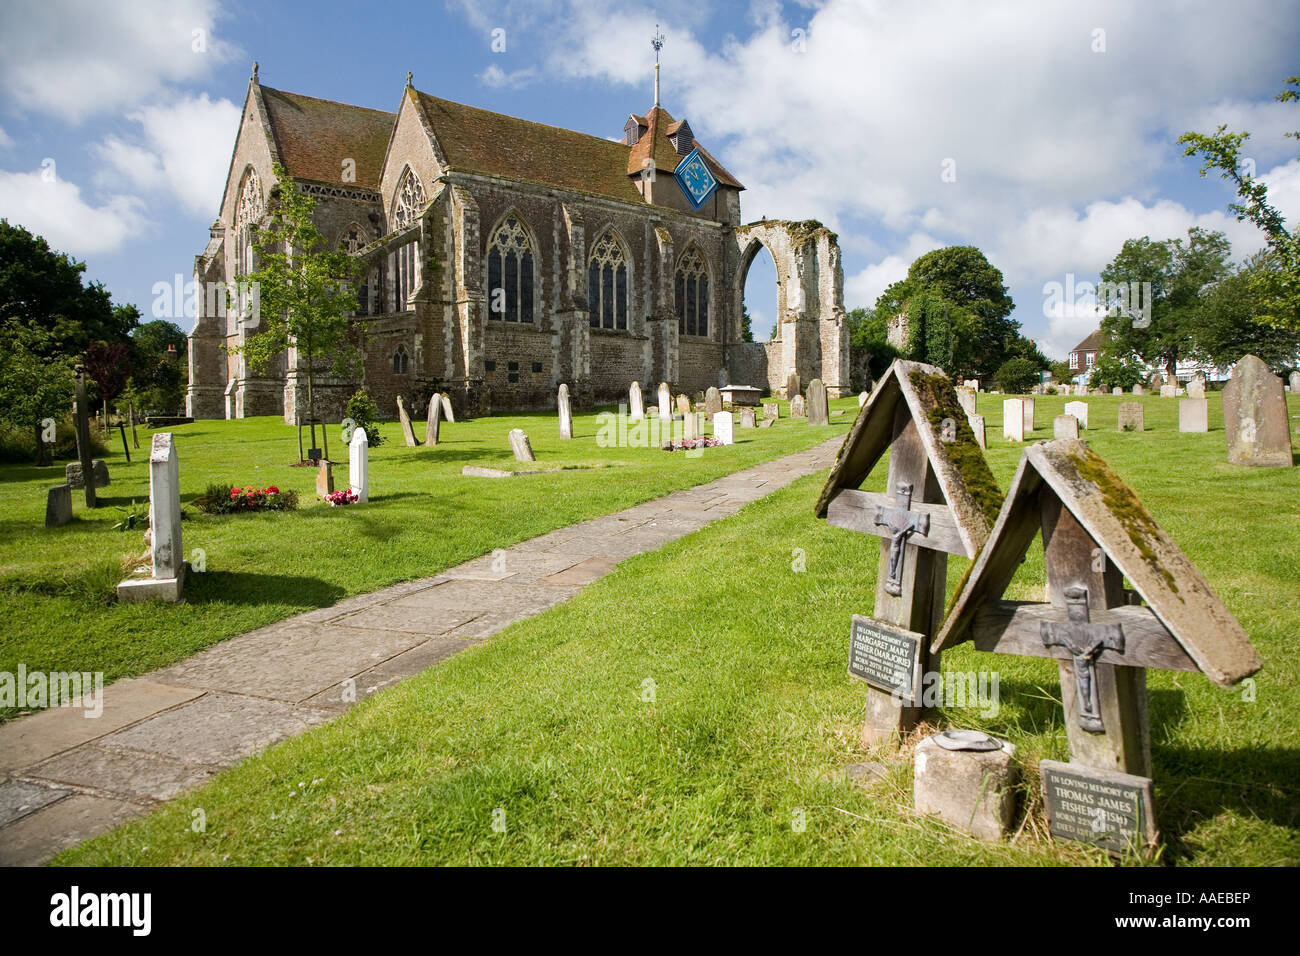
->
[193,483,298,515]
[1089,352,1146,391]
[345,388,384,447]
[994,357,1041,394]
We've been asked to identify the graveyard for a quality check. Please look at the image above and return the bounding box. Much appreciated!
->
[29,383,1299,867]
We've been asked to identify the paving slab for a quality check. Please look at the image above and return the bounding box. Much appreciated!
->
[0,793,141,867]
[0,778,71,828]
[27,743,219,803]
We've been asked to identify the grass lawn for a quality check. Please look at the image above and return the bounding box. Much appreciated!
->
[56,391,1300,866]
[0,400,848,720]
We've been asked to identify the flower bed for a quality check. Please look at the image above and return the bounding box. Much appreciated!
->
[661,438,722,452]
[193,483,299,515]
[322,488,360,506]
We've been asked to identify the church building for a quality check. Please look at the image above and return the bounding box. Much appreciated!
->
[187,62,849,421]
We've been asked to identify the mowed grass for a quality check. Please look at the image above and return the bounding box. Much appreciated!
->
[0,401,848,720]
[58,391,1300,866]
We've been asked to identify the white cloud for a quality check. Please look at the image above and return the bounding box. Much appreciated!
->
[0,168,144,255]
[0,127,12,150]
[845,232,945,309]
[94,93,241,218]
[0,0,239,123]
[478,64,537,90]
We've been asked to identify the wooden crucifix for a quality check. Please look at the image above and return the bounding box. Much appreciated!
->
[816,360,1002,747]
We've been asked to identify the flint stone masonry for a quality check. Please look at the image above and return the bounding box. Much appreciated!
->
[64,460,109,490]
[1064,401,1089,429]
[0,437,844,865]
[1117,402,1144,432]
[1054,414,1080,440]
[1179,397,1208,433]
[1223,354,1292,467]
[913,734,1018,842]
[806,378,829,425]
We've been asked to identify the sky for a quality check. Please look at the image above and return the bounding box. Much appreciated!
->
[1,0,1298,357]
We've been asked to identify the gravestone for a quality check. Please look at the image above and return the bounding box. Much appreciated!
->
[629,381,645,421]
[1023,397,1036,433]
[646,405,659,419]
[935,438,1261,852]
[1112,387,1123,396]
[509,428,535,462]
[440,393,455,424]
[1132,384,1145,396]
[739,408,756,428]
[1290,370,1300,394]
[65,459,110,490]
[316,460,334,497]
[349,426,369,502]
[1160,384,1178,398]
[396,396,419,446]
[1187,379,1206,399]
[1003,399,1025,441]
[1053,414,1079,440]
[859,391,869,408]
[968,413,986,449]
[763,402,779,419]
[817,359,1001,746]
[683,411,701,439]
[1064,400,1089,430]
[713,411,734,445]
[425,396,441,445]
[790,395,806,418]
[116,433,184,603]
[1223,354,1292,467]
[914,731,1018,842]
[956,387,977,418]
[758,418,774,428]
[45,484,72,528]
[1117,403,1144,432]
[704,386,722,421]
[1179,398,1208,433]
[675,393,691,417]
[658,382,672,420]
[557,383,573,439]
[807,379,829,425]
[73,372,96,508]
[785,371,801,401]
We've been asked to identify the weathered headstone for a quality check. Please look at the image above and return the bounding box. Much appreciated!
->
[785,371,801,401]
[1023,397,1035,433]
[968,413,986,449]
[65,459,110,490]
[557,383,573,439]
[73,371,96,509]
[956,387,977,417]
[658,382,672,420]
[1112,387,1123,396]
[713,411,735,445]
[683,411,703,439]
[425,396,441,445]
[396,396,419,446]
[763,402,779,420]
[914,731,1018,842]
[790,395,806,418]
[1223,354,1292,467]
[629,381,645,421]
[1179,397,1208,433]
[1053,414,1079,440]
[1187,379,1206,399]
[720,384,761,406]
[45,484,72,528]
[858,390,869,408]
[758,418,774,428]
[646,405,659,419]
[509,428,535,462]
[1159,384,1178,398]
[1289,370,1300,394]
[806,379,829,425]
[1117,402,1144,432]
[1132,384,1145,396]
[316,460,334,496]
[1003,399,1024,441]
[440,393,455,424]
[675,393,691,417]
[1064,400,1089,430]
[116,433,184,603]
[349,426,369,502]
[739,407,756,428]
[704,386,722,421]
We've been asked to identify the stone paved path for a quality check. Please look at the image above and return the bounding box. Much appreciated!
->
[0,437,842,865]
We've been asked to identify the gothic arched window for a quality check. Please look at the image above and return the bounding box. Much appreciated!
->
[588,231,629,331]
[486,215,535,323]
[675,247,710,337]
[391,168,426,232]
[234,167,263,278]
[393,345,410,374]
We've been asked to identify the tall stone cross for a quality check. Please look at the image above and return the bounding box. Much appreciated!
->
[1040,586,1125,733]
[873,482,931,596]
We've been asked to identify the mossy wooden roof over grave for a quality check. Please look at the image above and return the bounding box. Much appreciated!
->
[933,438,1262,687]
[815,359,1002,558]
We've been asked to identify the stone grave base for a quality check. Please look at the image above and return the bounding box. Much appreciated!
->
[913,732,1018,841]
[116,564,185,604]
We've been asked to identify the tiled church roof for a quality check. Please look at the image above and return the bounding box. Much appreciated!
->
[260,86,395,188]
[626,106,744,190]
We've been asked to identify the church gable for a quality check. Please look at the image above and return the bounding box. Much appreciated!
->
[378,90,445,232]
[258,85,394,188]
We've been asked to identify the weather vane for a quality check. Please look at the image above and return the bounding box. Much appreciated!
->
[652,24,665,106]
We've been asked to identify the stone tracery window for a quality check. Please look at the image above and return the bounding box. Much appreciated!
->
[393,344,410,374]
[675,247,709,337]
[233,167,263,278]
[391,168,426,232]
[588,230,629,331]
[486,215,535,323]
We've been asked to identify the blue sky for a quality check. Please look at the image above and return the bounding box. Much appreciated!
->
[1,0,1297,356]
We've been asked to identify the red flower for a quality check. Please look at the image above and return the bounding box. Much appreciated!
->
[267,485,279,494]
[229,488,241,498]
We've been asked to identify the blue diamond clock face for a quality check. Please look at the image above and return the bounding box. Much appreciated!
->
[674,148,718,209]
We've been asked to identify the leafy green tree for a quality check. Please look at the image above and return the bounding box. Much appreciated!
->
[0,330,75,465]
[1089,351,1146,391]
[344,388,384,447]
[129,318,188,413]
[1099,227,1232,382]
[1049,359,1074,384]
[0,220,134,359]
[847,306,900,379]
[234,164,361,459]
[1179,76,1299,331]
[740,303,754,343]
[994,357,1041,394]
[1192,255,1300,370]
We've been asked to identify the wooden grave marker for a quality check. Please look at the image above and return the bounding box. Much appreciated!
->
[815,359,1003,746]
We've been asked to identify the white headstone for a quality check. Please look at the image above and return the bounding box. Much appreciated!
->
[349,426,370,502]
[149,433,182,581]
[1112,387,1123,395]
[425,396,441,445]
[713,411,735,445]
[629,381,645,421]
[968,413,986,449]
[1003,399,1025,442]
[440,393,455,423]
[658,382,671,421]
[509,428,535,462]
[557,383,573,439]
[1022,397,1035,433]
[1053,414,1080,440]
[1179,397,1209,433]
[1160,384,1178,398]
[1064,401,1089,430]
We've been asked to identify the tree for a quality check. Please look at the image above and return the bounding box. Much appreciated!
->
[1179,76,1299,331]
[740,303,754,343]
[1049,359,1074,384]
[994,357,1041,394]
[235,164,361,460]
[82,341,134,420]
[1099,227,1232,382]
[0,330,75,465]
[847,306,900,380]
[1089,351,1145,391]
[0,220,135,359]
[1192,255,1300,370]
[129,318,188,413]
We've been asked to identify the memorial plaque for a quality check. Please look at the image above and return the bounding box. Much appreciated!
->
[847,614,923,704]
[1040,759,1155,855]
